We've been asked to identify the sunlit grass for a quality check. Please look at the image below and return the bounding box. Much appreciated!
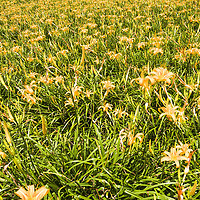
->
[0,0,199,199]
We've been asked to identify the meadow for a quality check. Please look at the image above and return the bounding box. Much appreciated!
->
[0,0,199,199]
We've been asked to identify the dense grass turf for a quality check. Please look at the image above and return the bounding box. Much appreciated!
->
[0,0,199,199]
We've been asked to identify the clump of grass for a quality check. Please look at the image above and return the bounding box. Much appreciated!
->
[0,0,199,199]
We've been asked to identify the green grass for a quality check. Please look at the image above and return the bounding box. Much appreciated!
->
[0,0,199,199]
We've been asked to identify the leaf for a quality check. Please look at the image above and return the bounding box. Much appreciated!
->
[149,139,154,155]
[0,75,8,90]
[41,115,47,135]
[189,180,197,197]
[7,106,14,122]
[93,124,105,158]
[80,45,85,67]
[2,121,12,145]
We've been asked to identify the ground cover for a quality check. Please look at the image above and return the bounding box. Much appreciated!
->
[0,0,199,199]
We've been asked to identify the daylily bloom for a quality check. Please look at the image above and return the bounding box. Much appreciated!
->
[113,108,128,118]
[127,132,144,146]
[71,86,83,99]
[150,67,174,84]
[159,103,179,122]
[119,128,144,148]
[54,75,63,85]
[135,72,155,91]
[0,149,6,159]
[161,147,188,168]
[98,102,112,113]
[176,141,192,158]
[15,185,50,200]
[85,90,93,99]
[137,42,147,49]
[101,80,115,91]
[149,47,163,55]
[65,97,76,107]
[101,80,115,97]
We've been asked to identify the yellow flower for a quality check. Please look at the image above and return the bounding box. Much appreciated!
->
[149,47,163,55]
[135,72,155,91]
[159,103,179,122]
[54,75,63,85]
[12,46,21,53]
[85,90,93,99]
[150,67,174,84]
[24,81,37,95]
[15,185,50,200]
[127,132,144,146]
[47,56,56,63]
[65,98,76,107]
[137,42,147,49]
[113,108,128,118]
[24,94,37,104]
[0,149,6,159]
[71,86,83,99]
[101,80,115,91]
[27,57,35,62]
[29,72,37,79]
[161,147,188,168]
[176,141,192,158]
[24,85,34,95]
[101,80,115,97]
[98,103,112,113]
[119,128,144,147]
[57,50,68,56]
[39,76,53,85]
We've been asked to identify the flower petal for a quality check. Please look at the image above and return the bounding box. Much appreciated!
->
[15,187,28,200]
[34,186,50,200]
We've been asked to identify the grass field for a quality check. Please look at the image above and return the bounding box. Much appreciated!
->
[0,0,199,199]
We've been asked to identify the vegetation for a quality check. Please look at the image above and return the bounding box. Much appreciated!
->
[0,0,199,199]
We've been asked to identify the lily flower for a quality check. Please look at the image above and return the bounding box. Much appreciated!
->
[159,103,179,122]
[161,147,188,168]
[176,141,192,158]
[150,67,174,84]
[15,185,49,200]
[98,102,112,113]
[135,72,155,91]
[113,107,128,118]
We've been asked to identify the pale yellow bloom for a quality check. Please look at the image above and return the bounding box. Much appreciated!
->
[150,67,174,84]
[15,185,49,200]
[114,108,128,118]
[57,50,68,56]
[176,141,192,158]
[85,90,93,99]
[27,57,35,62]
[54,75,63,85]
[159,104,179,122]
[128,132,144,146]
[65,98,75,107]
[12,46,20,53]
[24,81,37,95]
[149,47,163,55]
[101,80,115,91]
[71,86,83,98]
[119,128,143,148]
[29,72,37,79]
[135,72,155,91]
[0,149,6,159]
[47,56,56,63]
[161,147,188,168]
[137,42,147,49]
[98,103,112,113]
[24,93,37,104]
